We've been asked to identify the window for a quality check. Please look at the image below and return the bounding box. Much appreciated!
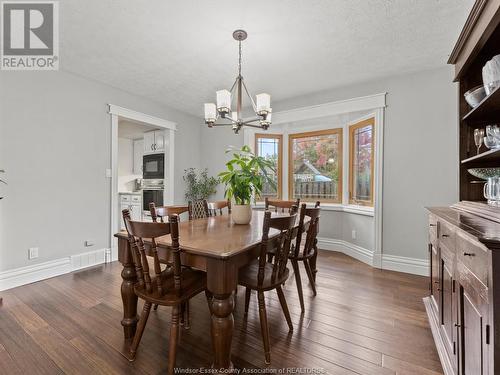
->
[255,133,282,199]
[289,129,343,203]
[349,118,374,206]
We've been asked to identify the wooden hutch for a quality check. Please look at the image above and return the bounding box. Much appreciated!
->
[425,1,500,375]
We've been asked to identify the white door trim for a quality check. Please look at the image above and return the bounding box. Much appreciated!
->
[108,104,176,261]
[108,104,177,130]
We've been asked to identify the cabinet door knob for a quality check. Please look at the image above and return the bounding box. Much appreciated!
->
[454,323,461,327]
[430,223,436,227]
[463,252,475,257]
[442,234,450,238]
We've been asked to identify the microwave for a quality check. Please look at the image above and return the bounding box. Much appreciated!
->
[143,153,164,179]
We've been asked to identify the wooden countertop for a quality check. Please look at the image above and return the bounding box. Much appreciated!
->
[427,205,500,247]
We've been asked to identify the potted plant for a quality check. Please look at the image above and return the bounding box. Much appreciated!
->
[219,145,276,224]
[183,168,219,202]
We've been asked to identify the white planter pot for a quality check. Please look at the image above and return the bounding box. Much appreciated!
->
[232,204,252,225]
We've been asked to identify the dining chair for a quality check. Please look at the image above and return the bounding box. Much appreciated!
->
[149,203,190,222]
[149,202,193,314]
[188,199,209,219]
[265,197,300,213]
[207,200,231,216]
[290,202,321,313]
[238,209,297,364]
[122,209,208,374]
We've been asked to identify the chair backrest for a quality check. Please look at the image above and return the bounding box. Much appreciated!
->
[293,202,321,259]
[265,198,300,213]
[258,209,298,287]
[188,199,209,219]
[149,202,189,223]
[207,200,231,216]
[122,209,183,297]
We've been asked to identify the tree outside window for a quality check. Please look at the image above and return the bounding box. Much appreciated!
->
[289,129,342,203]
[255,134,282,199]
[349,118,374,206]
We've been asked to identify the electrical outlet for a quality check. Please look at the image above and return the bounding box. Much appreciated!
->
[28,247,39,259]
[105,168,112,178]
[84,240,94,247]
[351,230,356,240]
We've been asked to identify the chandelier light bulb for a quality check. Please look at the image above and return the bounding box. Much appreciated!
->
[216,90,231,113]
[256,93,271,114]
[204,103,217,123]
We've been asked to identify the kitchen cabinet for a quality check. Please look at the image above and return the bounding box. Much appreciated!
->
[425,208,496,375]
[458,277,487,375]
[143,130,165,154]
[119,193,142,228]
[430,243,440,312]
[133,139,143,175]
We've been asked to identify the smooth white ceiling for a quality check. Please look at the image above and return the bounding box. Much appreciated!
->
[61,0,474,116]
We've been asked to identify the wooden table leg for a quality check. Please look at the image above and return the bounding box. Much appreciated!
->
[211,293,234,370]
[206,258,237,371]
[119,238,138,339]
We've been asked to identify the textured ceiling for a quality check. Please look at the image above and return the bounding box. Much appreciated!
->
[61,0,474,116]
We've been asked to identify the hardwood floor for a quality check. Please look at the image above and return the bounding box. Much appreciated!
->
[0,251,443,374]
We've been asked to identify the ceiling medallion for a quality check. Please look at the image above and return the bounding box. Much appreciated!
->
[204,30,272,134]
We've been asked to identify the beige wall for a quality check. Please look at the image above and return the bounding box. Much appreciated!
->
[0,70,201,271]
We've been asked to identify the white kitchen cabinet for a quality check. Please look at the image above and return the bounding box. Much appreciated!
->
[119,194,142,228]
[154,131,165,152]
[143,130,165,154]
[133,139,143,175]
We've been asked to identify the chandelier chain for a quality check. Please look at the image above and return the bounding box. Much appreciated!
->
[238,40,242,77]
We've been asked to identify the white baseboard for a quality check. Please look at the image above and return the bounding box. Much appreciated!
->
[0,248,109,291]
[381,254,429,276]
[317,237,428,276]
[317,237,374,266]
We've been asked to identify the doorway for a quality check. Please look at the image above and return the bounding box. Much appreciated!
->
[108,105,176,261]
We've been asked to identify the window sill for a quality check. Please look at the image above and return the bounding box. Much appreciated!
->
[252,203,374,217]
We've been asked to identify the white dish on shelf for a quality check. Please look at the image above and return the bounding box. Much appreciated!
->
[464,85,487,107]
[485,80,500,95]
[483,54,500,89]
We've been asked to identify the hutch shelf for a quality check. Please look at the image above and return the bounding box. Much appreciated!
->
[425,1,500,375]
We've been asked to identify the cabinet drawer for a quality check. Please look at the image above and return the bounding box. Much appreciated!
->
[429,215,438,246]
[439,220,455,250]
[120,195,131,203]
[457,231,489,287]
[131,195,141,203]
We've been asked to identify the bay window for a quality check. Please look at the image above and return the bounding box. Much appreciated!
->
[288,129,343,203]
[255,133,282,199]
[349,118,374,206]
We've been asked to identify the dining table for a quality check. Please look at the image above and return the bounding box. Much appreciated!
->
[115,210,312,371]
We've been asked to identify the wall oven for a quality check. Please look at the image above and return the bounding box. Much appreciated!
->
[143,189,163,212]
[142,179,164,212]
[143,153,164,179]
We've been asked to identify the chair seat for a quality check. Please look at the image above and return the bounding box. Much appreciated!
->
[238,260,289,291]
[134,268,206,306]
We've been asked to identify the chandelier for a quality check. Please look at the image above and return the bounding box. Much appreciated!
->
[204,30,272,134]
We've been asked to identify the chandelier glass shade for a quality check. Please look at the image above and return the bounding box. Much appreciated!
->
[204,30,272,134]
